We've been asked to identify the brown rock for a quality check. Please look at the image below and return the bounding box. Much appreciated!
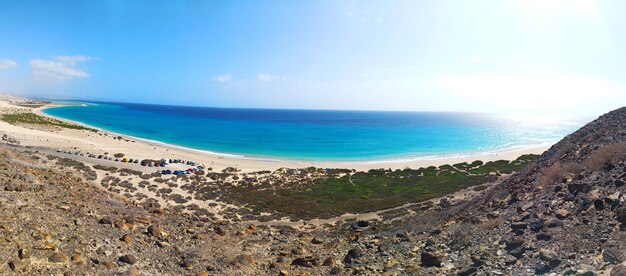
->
[113,219,126,228]
[128,267,140,276]
[539,249,561,268]
[18,248,30,259]
[119,254,138,264]
[49,252,68,263]
[510,222,528,230]
[311,236,325,244]
[147,225,164,237]
[232,254,256,268]
[71,255,82,262]
[9,260,28,272]
[322,256,334,266]
[555,209,570,219]
[198,273,210,276]
[215,227,226,236]
[102,261,116,269]
[616,207,626,225]
[603,248,625,264]
[521,202,534,212]
[505,236,525,250]
[612,263,626,276]
[99,216,114,225]
[135,216,151,225]
[420,252,443,267]
[245,224,257,234]
[291,256,319,268]
[181,259,194,269]
[545,218,564,228]
[279,270,289,276]
[157,241,170,248]
[121,234,133,244]
[384,259,398,268]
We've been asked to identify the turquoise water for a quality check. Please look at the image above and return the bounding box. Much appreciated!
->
[43,101,584,161]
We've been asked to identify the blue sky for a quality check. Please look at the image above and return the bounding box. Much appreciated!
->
[0,0,624,115]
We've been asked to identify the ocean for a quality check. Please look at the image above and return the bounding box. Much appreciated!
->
[42,101,585,162]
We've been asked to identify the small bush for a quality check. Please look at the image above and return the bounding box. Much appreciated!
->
[538,164,566,188]
[584,142,626,171]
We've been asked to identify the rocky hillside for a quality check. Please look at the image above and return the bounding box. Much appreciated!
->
[0,107,624,276]
[386,107,626,275]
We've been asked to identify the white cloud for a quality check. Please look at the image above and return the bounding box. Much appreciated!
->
[347,11,354,17]
[0,59,17,69]
[257,74,285,82]
[54,55,93,65]
[29,55,93,82]
[213,73,232,83]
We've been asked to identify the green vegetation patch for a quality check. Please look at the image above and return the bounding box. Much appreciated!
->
[226,154,539,219]
[1,113,96,131]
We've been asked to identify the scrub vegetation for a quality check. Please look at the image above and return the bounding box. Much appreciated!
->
[1,113,96,131]
[224,154,538,219]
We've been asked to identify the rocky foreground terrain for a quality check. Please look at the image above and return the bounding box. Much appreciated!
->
[0,107,625,275]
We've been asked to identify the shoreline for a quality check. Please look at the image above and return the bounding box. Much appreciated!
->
[1,97,552,224]
[35,103,554,171]
[0,100,551,172]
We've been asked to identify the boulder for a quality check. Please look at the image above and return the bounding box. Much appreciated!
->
[420,252,443,267]
[291,256,319,268]
[604,248,625,264]
[612,262,626,276]
[511,222,527,230]
[539,249,561,268]
[555,209,570,219]
[344,249,362,264]
[119,254,137,265]
[147,225,165,237]
[49,252,68,263]
[568,183,591,194]
[231,254,256,268]
[534,262,551,275]
[505,237,525,250]
[615,207,626,225]
[9,260,28,272]
[457,266,477,276]
[546,218,564,228]
[530,219,545,232]
[536,233,552,241]
[121,234,133,244]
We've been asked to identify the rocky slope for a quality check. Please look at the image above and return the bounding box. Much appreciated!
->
[0,107,624,275]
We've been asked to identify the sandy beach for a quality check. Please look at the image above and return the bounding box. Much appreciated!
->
[0,99,553,173]
[0,95,553,224]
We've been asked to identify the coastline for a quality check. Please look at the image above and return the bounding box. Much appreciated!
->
[0,96,553,224]
[24,103,553,172]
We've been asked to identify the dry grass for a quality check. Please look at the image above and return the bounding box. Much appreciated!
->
[584,141,626,171]
[538,163,566,188]
[538,141,626,188]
